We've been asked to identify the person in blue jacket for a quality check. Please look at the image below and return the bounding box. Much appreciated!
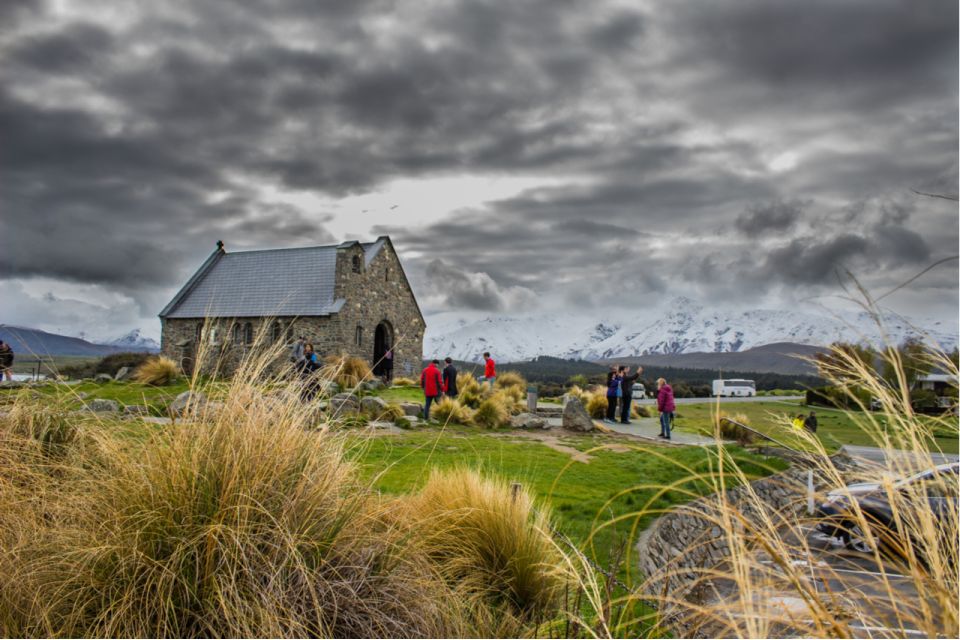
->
[605,367,622,423]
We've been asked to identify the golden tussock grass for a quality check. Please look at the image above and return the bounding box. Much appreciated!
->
[431,397,474,425]
[391,376,418,387]
[322,354,373,389]
[473,395,511,428]
[132,355,180,386]
[495,370,527,393]
[585,392,609,419]
[408,468,568,628]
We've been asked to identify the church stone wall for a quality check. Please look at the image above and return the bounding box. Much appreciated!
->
[160,238,424,379]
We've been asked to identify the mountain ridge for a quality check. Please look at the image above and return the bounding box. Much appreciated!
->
[424,297,957,365]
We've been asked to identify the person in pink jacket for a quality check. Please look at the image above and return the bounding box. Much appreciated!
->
[656,377,676,440]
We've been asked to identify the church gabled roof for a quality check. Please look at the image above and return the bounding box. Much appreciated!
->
[159,238,386,319]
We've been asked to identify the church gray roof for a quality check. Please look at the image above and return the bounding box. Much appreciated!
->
[160,239,385,319]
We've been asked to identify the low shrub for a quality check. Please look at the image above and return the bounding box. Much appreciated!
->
[632,404,650,418]
[372,403,405,423]
[432,398,474,425]
[410,469,566,623]
[132,356,179,386]
[6,399,76,456]
[321,354,373,389]
[391,376,418,387]
[458,373,484,409]
[493,387,524,414]
[494,371,527,393]
[473,396,510,428]
[393,416,412,429]
[585,393,608,419]
[17,394,459,637]
[716,412,756,445]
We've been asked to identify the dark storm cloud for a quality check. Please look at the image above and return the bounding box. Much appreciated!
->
[665,0,957,110]
[8,22,114,72]
[0,0,955,326]
[735,200,805,237]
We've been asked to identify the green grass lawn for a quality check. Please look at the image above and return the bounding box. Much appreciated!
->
[349,426,787,573]
[668,399,958,454]
[2,379,193,414]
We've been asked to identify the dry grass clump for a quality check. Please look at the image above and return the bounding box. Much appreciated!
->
[322,354,373,389]
[457,372,484,408]
[391,376,418,387]
[585,392,608,419]
[632,404,650,418]
[431,397,474,425]
[132,356,179,386]
[495,370,527,393]
[473,395,511,428]
[714,412,756,445]
[6,399,76,456]
[410,468,567,625]
[368,402,405,423]
[10,390,461,637]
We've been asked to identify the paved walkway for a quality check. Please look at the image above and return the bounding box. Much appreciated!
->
[841,444,958,466]
[544,415,727,446]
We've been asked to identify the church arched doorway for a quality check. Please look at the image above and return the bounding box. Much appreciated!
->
[372,321,393,380]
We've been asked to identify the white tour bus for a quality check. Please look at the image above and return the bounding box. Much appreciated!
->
[712,379,756,397]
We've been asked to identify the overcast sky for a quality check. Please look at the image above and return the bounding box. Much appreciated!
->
[1,0,957,341]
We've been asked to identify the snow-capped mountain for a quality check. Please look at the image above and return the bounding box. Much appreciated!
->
[424,297,958,363]
[104,329,161,352]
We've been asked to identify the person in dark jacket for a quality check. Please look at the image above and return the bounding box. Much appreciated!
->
[618,365,642,424]
[605,368,622,423]
[300,343,321,400]
[803,411,818,433]
[0,341,13,381]
[420,359,444,421]
[442,357,458,398]
[656,377,676,439]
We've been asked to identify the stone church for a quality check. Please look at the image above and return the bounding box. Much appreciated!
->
[159,236,424,378]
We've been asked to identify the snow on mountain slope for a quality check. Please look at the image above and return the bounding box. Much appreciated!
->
[424,297,958,363]
[105,329,161,352]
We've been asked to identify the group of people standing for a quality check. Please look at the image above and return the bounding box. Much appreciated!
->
[419,352,495,421]
[605,365,676,439]
[0,340,13,381]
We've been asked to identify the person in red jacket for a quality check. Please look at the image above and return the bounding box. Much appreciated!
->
[482,351,496,389]
[656,377,676,440]
[420,359,444,421]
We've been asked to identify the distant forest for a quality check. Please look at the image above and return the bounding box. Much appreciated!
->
[425,356,824,398]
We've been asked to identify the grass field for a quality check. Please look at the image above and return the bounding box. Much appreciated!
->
[666,399,959,454]
[348,426,787,571]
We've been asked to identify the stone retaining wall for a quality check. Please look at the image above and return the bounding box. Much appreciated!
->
[636,454,856,611]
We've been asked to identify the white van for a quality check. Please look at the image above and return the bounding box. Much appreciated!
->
[712,379,756,397]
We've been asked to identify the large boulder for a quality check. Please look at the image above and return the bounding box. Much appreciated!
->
[86,398,120,413]
[123,404,151,417]
[360,396,389,414]
[511,412,548,429]
[114,366,134,382]
[399,402,423,417]
[329,393,360,414]
[168,391,207,417]
[562,397,595,432]
[93,373,113,384]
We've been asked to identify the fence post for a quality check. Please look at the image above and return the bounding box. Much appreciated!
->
[527,384,537,412]
[511,482,522,502]
[807,470,815,516]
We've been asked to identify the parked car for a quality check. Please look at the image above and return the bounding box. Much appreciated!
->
[632,383,646,398]
[816,462,959,558]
